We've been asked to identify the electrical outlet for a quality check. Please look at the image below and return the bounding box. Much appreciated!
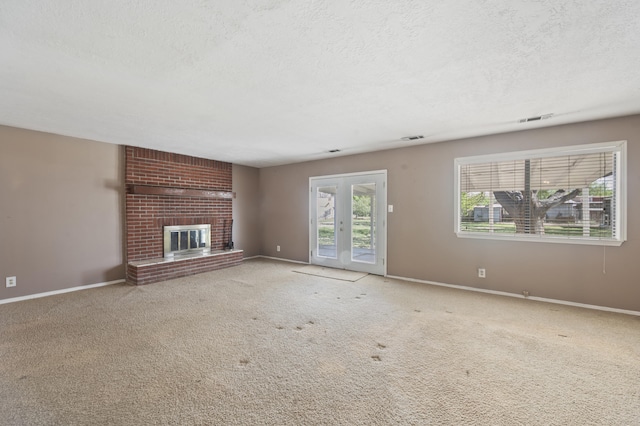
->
[478,268,486,278]
[277,245,281,252]
[6,276,16,288]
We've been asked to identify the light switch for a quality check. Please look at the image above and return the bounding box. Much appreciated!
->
[388,205,393,213]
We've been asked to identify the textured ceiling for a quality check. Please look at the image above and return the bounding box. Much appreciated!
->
[1,1,640,167]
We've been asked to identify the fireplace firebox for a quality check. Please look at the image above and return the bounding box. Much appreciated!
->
[163,224,211,258]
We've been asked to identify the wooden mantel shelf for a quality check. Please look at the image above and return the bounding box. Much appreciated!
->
[127,185,235,199]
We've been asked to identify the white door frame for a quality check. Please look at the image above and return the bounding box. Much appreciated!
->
[309,170,387,276]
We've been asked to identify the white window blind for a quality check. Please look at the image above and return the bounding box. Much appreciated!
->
[455,141,626,245]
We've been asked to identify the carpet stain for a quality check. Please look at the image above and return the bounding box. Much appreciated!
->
[239,359,249,366]
[414,309,421,313]
[355,296,361,299]
[275,326,284,330]
[295,326,303,331]
[377,343,386,349]
[371,355,382,362]
[308,321,315,325]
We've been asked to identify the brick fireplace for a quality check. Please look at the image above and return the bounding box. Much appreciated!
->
[125,147,242,285]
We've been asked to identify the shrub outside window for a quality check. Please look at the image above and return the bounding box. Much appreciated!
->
[454,141,626,246]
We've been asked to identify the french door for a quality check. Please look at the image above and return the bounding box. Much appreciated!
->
[309,171,387,275]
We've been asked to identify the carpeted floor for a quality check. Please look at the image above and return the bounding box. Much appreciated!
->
[0,258,638,425]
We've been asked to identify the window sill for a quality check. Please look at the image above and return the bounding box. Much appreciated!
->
[456,232,624,246]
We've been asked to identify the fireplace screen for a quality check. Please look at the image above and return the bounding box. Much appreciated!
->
[163,224,211,257]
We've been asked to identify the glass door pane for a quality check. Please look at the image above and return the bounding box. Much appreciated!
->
[180,231,188,250]
[170,232,179,251]
[351,183,376,264]
[317,186,337,259]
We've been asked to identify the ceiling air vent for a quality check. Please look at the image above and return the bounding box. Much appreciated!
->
[519,113,554,123]
[400,135,424,141]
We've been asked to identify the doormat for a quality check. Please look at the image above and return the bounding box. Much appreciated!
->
[293,265,368,282]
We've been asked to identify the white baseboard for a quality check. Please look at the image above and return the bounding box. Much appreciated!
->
[0,279,125,305]
[251,255,309,265]
[385,274,640,317]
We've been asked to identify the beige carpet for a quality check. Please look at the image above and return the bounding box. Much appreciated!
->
[0,258,638,425]
[293,264,368,281]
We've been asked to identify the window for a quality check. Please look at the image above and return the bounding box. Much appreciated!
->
[454,141,626,245]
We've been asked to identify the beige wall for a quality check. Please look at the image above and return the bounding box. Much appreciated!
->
[0,126,125,300]
[259,115,640,311]
[232,164,261,258]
